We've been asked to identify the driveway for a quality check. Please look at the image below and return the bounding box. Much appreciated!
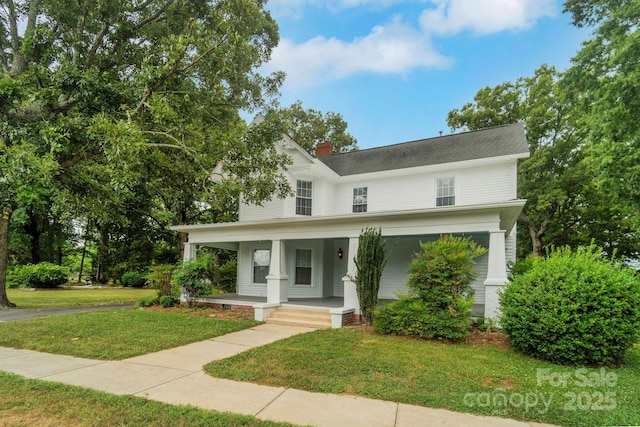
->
[0,303,135,322]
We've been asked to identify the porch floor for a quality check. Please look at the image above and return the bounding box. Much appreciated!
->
[200,294,344,309]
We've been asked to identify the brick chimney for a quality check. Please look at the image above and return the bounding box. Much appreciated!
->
[316,141,333,157]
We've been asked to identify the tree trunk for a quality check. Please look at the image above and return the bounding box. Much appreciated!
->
[25,208,41,263]
[0,209,16,308]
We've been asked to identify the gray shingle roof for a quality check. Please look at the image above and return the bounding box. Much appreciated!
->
[317,123,529,176]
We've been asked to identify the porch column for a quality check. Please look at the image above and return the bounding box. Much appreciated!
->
[484,230,508,320]
[342,236,359,314]
[266,240,288,303]
[183,242,196,262]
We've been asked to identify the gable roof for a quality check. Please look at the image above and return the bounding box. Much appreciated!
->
[316,123,529,176]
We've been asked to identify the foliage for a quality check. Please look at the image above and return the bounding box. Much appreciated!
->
[121,271,148,288]
[563,0,640,212]
[447,65,592,258]
[374,297,474,340]
[7,262,69,289]
[267,101,358,154]
[159,295,176,308]
[500,244,640,365]
[0,0,290,305]
[173,255,214,306]
[135,295,159,308]
[215,258,237,293]
[375,235,485,340]
[148,264,179,298]
[354,227,387,326]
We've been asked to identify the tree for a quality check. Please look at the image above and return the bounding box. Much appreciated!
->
[448,65,588,257]
[0,0,288,307]
[354,227,387,326]
[270,101,358,154]
[563,0,640,210]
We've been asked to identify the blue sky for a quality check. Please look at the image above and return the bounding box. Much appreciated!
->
[259,0,592,149]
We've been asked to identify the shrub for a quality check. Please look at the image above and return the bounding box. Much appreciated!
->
[173,255,213,307]
[374,235,485,340]
[216,259,237,293]
[135,295,158,308]
[500,245,640,365]
[8,263,69,289]
[121,271,148,288]
[147,264,178,297]
[374,296,474,341]
[354,227,388,325]
[6,265,31,288]
[159,295,176,308]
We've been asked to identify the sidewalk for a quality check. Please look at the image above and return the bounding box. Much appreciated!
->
[0,323,554,427]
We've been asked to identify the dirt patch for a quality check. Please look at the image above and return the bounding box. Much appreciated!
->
[144,305,254,320]
[464,329,510,350]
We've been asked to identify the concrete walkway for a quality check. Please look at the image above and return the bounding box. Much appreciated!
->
[0,323,554,427]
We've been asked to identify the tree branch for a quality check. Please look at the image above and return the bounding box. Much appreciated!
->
[84,20,110,69]
[60,147,104,169]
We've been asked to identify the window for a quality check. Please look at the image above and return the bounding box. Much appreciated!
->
[295,249,312,285]
[253,249,270,284]
[436,177,455,206]
[296,180,312,216]
[352,187,368,213]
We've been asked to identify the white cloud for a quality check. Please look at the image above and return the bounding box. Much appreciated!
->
[264,0,557,89]
[263,16,451,88]
[419,0,556,35]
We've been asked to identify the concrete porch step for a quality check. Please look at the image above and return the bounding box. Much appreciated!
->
[265,306,332,329]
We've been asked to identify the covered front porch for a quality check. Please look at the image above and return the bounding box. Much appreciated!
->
[173,201,525,327]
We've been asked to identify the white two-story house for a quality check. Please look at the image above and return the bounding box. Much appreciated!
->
[172,121,529,327]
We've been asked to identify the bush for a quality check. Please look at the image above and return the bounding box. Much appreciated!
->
[135,295,158,308]
[6,265,31,288]
[121,271,148,288]
[374,296,474,340]
[147,264,178,297]
[8,263,69,289]
[159,295,176,308]
[354,227,388,325]
[216,259,237,293]
[374,235,485,341]
[500,245,640,365]
[173,255,213,307]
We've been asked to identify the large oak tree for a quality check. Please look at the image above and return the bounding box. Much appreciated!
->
[0,0,290,306]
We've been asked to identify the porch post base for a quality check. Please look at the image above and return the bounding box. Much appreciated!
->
[342,275,359,315]
[266,275,289,304]
[483,279,507,321]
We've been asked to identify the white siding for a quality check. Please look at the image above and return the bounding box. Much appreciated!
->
[237,242,270,297]
[458,163,517,205]
[285,240,324,298]
[239,197,285,222]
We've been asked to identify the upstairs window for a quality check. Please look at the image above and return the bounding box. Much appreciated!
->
[296,180,312,216]
[295,249,312,285]
[253,249,270,284]
[436,177,455,206]
[352,187,368,213]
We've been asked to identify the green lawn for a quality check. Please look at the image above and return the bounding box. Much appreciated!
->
[204,328,640,427]
[0,372,298,427]
[0,310,258,359]
[6,287,156,308]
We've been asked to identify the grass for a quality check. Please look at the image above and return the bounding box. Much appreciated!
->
[0,372,298,427]
[204,328,640,427]
[0,309,258,360]
[6,287,156,308]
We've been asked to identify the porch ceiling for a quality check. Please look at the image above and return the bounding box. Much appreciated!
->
[172,200,526,244]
